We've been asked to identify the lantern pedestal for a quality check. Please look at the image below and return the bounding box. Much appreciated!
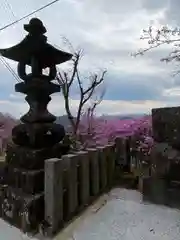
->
[0,185,44,233]
[0,142,68,232]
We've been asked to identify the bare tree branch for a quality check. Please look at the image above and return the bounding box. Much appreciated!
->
[56,42,107,136]
[90,86,106,115]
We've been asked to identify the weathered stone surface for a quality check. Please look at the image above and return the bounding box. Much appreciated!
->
[166,162,180,182]
[12,123,65,148]
[97,146,107,192]
[77,151,90,207]
[151,142,180,179]
[166,188,180,208]
[6,167,44,194]
[152,106,180,149]
[5,142,68,170]
[44,158,63,235]
[150,143,170,178]
[87,148,100,197]
[0,186,44,232]
[115,137,131,171]
[115,137,127,165]
[62,154,78,220]
[141,176,167,205]
[0,162,6,184]
[105,144,116,187]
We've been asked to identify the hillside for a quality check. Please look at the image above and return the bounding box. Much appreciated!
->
[56,114,147,129]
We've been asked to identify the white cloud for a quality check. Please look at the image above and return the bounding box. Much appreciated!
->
[0,94,179,118]
[0,0,179,117]
[96,99,177,115]
[162,87,180,97]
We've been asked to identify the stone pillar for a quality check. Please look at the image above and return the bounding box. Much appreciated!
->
[78,151,90,207]
[97,146,107,191]
[45,158,64,235]
[61,154,78,220]
[115,137,127,166]
[105,144,116,187]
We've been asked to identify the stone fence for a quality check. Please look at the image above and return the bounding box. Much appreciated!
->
[44,143,116,235]
[0,137,142,236]
[43,136,150,236]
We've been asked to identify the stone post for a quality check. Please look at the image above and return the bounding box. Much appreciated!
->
[87,148,100,197]
[105,143,116,187]
[77,151,90,207]
[97,146,107,191]
[115,137,127,166]
[45,158,64,235]
[62,154,78,219]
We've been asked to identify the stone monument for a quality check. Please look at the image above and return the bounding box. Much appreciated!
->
[0,18,72,232]
[141,106,180,207]
[152,106,180,180]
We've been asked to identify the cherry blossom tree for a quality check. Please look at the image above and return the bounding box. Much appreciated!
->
[132,25,180,75]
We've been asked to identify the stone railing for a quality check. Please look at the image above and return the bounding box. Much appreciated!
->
[44,143,116,235]
[0,136,147,236]
[115,136,151,175]
[43,136,152,236]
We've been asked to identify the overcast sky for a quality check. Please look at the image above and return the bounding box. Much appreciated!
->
[0,0,180,118]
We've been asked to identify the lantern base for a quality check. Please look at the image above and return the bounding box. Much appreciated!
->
[0,141,70,233]
[0,185,44,233]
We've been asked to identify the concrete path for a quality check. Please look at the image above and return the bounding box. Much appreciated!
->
[1,188,180,240]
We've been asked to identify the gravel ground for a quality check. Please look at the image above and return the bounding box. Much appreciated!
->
[1,188,180,240]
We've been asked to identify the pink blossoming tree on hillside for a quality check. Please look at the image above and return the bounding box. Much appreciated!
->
[77,111,153,157]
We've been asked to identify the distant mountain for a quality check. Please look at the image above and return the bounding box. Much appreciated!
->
[99,114,146,120]
[56,113,147,128]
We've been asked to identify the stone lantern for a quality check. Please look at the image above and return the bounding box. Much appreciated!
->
[0,18,72,232]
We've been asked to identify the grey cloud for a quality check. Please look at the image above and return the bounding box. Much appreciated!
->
[164,0,180,24]
[77,0,142,15]
[104,74,163,101]
[69,71,175,102]
[144,0,180,25]
[141,0,169,12]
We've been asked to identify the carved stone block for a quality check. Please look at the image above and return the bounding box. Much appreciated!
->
[0,186,44,232]
[152,106,180,149]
